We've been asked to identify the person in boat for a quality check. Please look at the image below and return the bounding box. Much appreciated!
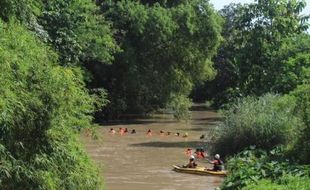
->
[207,154,224,171]
[184,155,197,168]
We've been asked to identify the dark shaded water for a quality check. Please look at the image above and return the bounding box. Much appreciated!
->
[82,104,224,190]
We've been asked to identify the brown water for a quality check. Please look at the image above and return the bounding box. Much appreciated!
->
[82,104,224,190]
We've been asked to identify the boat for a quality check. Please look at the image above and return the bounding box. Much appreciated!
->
[172,165,227,177]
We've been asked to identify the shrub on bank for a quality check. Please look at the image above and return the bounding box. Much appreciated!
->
[221,148,308,190]
[212,94,301,157]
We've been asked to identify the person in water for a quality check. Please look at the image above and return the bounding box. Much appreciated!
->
[109,128,116,134]
[195,148,205,159]
[159,130,164,136]
[146,129,152,136]
[185,148,192,156]
[131,129,136,134]
[207,154,224,171]
[119,128,125,135]
[184,155,197,168]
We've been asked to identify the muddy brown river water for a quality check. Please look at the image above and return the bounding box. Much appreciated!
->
[82,104,224,190]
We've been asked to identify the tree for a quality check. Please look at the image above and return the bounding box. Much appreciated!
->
[39,0,118,66]
[89,0,222,118]
[235,0,308,95]
[270,34,310,93]
[196,0,309,106]
[191,3,243,105]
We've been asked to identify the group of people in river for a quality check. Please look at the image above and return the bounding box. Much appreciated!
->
[109,127,136,135]
[109,127,190,137]
[108,127,224,171]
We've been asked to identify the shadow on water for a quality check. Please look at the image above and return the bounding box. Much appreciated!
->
[97,113,179,126]
[191,122,219,126]
[175,127,214,132]
[189,103,216,111]
[130,141,211,148]
[102,119,178,126]
[192,117,224,121]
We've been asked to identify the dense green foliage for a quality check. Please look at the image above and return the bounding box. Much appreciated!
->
[289,84,310,163]
[270,35,310,93]
[0,22,103,189]
[197,2,310,186]
[39,0,118,66]
[0,0,115,188]
[1,0,309,189]
[214,86,310,189]
[0,0,41,23]
[196,1,309,190]
[87,0,222,118]
[192,0,310,106]
[211,94,302,157]
[220,148,309,190]
[0,0,118,67]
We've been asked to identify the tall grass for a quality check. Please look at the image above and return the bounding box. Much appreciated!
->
[212,94,302,157]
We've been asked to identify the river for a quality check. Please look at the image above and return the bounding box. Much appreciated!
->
[82,104,224,190]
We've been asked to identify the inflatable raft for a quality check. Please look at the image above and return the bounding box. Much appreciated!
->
[172,165,227,177]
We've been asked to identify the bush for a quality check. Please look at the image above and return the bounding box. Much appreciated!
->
[211,94,302,157]
[167,94,192,120]
[221,147,307,190]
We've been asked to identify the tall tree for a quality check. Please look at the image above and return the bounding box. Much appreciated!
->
[235,0,308,95]
[39,0,118,66]
[195,0,309,106]
[89,0,222,118]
